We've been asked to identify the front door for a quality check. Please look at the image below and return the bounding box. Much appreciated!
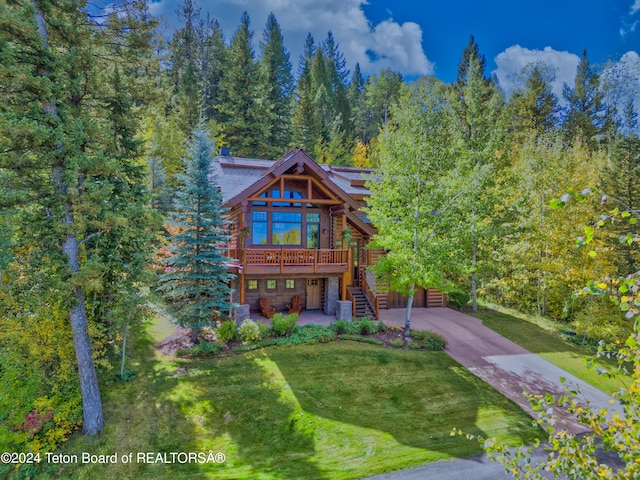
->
[306,279,321,309]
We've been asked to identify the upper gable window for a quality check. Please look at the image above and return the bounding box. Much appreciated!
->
[272,189,303,207]
[252,192,267,206]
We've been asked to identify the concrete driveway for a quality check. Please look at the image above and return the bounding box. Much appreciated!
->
[378,307,623,434]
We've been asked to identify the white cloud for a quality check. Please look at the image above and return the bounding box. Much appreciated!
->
[492,45,580,99]
[631,0,640,15]
[148,0,434,76]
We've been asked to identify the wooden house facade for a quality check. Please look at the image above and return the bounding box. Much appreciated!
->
[218,148,444,318]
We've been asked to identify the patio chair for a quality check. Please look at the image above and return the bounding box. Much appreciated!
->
[288,295,303,314]
[259,298,277,318]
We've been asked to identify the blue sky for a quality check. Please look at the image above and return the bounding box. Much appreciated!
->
[150,0,640,98]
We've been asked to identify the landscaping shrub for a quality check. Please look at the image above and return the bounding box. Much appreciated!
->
[346,320,361,334]
[337,334,384,345]
[447,291,470,308]
[186,341,224,357]
[358,318,376,335]
[217,320,237,343]
[329,319,349,334]
[257,320,270,339]
[238,319,262,344]
[290,325,336,344]
[376,320,387,333]
[410,330,446,351]
[230,325,335,352]
[389,339,404,348]
[271,313,298,337]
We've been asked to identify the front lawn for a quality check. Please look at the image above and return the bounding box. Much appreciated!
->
[472,308,630,395]
[30,316,540,480]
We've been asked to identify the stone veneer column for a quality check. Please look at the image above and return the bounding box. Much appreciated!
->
[324,277,339,315]
[235,304,251,323]
[335,300,352,321]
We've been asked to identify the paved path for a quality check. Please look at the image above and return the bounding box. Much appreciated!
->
[379,307,623,434]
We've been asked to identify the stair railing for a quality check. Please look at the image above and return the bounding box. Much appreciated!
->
[360,274,379,319]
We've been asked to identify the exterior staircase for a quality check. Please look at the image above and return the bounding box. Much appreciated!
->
[348,286,377,319]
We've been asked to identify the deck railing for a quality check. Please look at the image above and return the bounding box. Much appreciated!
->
[229,248,348,272]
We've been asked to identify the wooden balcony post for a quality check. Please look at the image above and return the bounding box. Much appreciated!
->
[280,246,284,274]
[314,249,318,273]
[341,272,347,301]
[239,273,245,305]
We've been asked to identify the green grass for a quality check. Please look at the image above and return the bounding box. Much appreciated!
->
[30,313,541,480]
[471,307,631,395]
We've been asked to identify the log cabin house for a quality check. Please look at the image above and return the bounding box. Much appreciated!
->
[219,148,445,319]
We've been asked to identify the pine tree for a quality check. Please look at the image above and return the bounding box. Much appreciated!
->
[600,102,640,275]
[217,12,271,157]
[202,18,227,121]
[562,49,609,149]
[356,69,404,145]
[508,62,559,136]
[454,35,489,104]
[260,12,294,156]
[348,63,366,109]
[169,0,205,136]
[159,127,234,343]
[322,31,351,135]
[292,34,320,150]
[0,0,160,436]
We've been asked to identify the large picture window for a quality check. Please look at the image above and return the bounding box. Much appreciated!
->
[272,212,302,245]
[249,185,321,247]
[252,211,268,245]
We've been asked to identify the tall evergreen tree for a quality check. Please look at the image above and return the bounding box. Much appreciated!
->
[355,69,404,145]
[217,12,271,157]
[159,127,234,343]
[201,17,227,121]
[348,62,366,108]
[292,34,321,151]
[322,31,351,135]
[169,0,205,135]
[562,49,609,149]
[454,35,488,104]
[508,62,559,136]
[260,12,294,156]
[600,102,640,275]
[0,0,155,435]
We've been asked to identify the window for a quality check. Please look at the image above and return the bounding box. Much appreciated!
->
[306,212,320,249]
[272,189,303,207]
[252,211,268,245]
[272,212,302,245]
[267,279,277,289]
[252,191,267,206]
[247,280,258,290]
[285,279,295,289]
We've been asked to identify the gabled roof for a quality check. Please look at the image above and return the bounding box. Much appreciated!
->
[215,148,375,235]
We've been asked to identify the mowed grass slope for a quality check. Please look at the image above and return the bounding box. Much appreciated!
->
[472,308,631,395]
[33,316,540,480]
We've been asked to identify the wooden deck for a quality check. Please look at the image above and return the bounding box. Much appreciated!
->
[230,248,349,275]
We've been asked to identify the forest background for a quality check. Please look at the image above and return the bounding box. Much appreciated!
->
[0,0,638,456]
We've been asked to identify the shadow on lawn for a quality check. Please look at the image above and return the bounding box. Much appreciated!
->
[182,349,324,479]
[270,343,537,457]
